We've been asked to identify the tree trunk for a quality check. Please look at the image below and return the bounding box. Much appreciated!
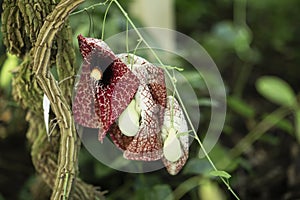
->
[1,0,105,199]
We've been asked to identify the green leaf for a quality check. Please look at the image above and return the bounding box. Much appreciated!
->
[256,76,296,107]
[275,118,293,135]
[228,96,255,118]
[208,170,231,179]
[198,98,219,107]
[261,113,293,135]
[234,25,252,54]
[198,178,225,200]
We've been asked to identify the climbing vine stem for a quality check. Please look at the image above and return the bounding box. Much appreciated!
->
[33,0,84,199]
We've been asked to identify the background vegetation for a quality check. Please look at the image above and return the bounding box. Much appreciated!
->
[1,0,300,199]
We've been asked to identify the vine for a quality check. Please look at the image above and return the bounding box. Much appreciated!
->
[2,0,106,199]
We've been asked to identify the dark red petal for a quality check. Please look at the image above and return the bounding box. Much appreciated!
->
[146,65,166,126]
[116,54,167,161]
[123,84,163,161]
[77,34,115,60]
[73,35,115,128]
[73,59,100,128]
[94,59,140,141]
[73,36,139,141]
[108,123,134,150]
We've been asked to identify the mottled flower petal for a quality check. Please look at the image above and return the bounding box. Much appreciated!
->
[94,59,140,141]
[109,123,134,150]
[73,35,110,128]
[73,35,139,141]
[115,54,167,161]
[162,96,189,175]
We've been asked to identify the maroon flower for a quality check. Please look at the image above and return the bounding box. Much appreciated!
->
[73,36,188,175]
[73,35,139,141]
[110,54,167,161]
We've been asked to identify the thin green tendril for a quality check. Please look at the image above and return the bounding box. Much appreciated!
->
[101,0,114,40]
[70,1,109,16]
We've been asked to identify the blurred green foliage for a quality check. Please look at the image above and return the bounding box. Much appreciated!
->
[1,0,300,199]
[256,76,297,108]
[0,53,18,95]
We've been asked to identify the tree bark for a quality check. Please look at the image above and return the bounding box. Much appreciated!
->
[1,0,105,199]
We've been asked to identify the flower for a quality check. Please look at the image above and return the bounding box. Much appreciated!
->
[110,53,167,161]
[73,35,139,141]
[74,36,189,174]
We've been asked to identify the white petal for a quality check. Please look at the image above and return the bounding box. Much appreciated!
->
[163,128,182,162]
[118,99,140,137]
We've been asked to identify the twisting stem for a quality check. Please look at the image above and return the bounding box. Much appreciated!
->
[3,0,105,199]
[112,0,240,199]
[32,0,84,199]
